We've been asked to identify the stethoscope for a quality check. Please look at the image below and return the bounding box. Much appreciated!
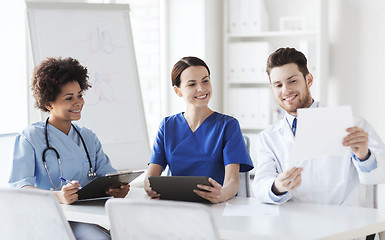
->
[43,117,96,189]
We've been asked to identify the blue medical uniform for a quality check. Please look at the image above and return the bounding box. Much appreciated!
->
[9,121,115,240]
[149,112,254,185]
[9,121,116,189]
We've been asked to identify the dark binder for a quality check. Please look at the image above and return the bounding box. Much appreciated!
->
[77,171,144,201]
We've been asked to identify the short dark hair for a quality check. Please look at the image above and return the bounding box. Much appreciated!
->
[32,57,91,112]
[171,56,211,87]
[266,47,309,81]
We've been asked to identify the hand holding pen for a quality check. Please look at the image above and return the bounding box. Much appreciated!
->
[60,177,82,189]
[56,177,82,204]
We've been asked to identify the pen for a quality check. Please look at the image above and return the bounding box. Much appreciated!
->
[296,159,305,168]
[59,177,82,189]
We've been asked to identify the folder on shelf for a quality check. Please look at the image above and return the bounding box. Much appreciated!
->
[227,88,271,129]
[228,42,270,83]
[239,0,250,33]
[228,0,241,33]
[228,0,269,34]
[249,0,269,33]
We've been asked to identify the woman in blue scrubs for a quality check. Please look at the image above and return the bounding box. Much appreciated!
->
[144,56,254,203]
[9,57,128,240]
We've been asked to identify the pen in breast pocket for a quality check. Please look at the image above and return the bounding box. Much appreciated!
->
[59,177,82,189]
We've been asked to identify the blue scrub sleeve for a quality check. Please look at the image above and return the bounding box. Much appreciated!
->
[148,119,168,169]
[8,134,37,188]
[223,119,254,172]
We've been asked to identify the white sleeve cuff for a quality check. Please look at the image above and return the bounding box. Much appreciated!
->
[268,185,291,204]
[352,150,377,173]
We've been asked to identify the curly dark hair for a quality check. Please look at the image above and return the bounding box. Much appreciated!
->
[32,57,91,112]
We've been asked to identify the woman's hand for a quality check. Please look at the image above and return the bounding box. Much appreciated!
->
[106,184,130,198]
[144,163,163,199]
[145,187,161,199]
[194,164,241,204]
[55,181,80,204]
[193,178,223,204]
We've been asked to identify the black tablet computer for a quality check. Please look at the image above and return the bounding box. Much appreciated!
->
[148,176,213,203]
[77,170,144,201]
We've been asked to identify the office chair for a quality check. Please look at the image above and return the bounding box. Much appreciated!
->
[106,199,220,240]
[0,133,17,187]
[0,188,76,240]
[238,135,251,197]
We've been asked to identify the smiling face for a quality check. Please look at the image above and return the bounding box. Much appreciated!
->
[270,63,313,116]
[46,81,85,123]
[174,65,212,109]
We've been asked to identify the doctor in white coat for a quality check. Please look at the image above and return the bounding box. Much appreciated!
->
[252,48,385,212]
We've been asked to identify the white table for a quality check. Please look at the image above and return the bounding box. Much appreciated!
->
[62,188,385,240]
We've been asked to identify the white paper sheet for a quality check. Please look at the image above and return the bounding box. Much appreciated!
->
[223,203,280,216]
[290,106,354,165]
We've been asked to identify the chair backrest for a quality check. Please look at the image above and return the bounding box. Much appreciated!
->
[238,135,251,197]
[106,199,220,240]
[0,133,17,187]
[0,188,75,240]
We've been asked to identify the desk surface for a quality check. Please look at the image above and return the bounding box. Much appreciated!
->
[62,188,385,240]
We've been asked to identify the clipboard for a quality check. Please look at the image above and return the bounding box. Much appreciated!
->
[148,176,213,203]
[77,170,144,201]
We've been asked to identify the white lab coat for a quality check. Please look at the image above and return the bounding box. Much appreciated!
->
[252,115,385,208]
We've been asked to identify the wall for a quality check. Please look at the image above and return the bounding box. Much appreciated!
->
[127,0,161,142]
[328,0,385,208]
[163,0,223,115]
[0,0,28,134]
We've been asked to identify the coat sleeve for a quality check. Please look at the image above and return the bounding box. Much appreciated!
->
[251,132,291,204]
[351,116,385,184]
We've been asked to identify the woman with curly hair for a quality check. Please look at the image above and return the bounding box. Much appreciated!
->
[9,57,128,240]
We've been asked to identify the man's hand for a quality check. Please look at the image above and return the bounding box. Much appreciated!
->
[272,167,303,195]
[343,127,370,160]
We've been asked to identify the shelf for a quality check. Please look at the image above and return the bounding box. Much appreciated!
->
[228,82,270,88]
[227,31,318,40]
[241,128,264,134]
[224,0,327,166]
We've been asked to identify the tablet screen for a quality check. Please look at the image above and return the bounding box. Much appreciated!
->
[148,176,212,203]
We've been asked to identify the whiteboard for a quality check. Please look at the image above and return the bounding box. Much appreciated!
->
[26,2,150,171]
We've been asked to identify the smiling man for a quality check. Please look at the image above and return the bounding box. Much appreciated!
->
[251,48,385,220]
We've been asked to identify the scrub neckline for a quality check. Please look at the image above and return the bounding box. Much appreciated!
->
[180,111,216,134]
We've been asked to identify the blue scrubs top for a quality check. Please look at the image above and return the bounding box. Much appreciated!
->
[149,112,254,185]
[9,121,116,190]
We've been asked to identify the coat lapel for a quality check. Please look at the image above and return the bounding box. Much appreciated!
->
[274,118,295,144]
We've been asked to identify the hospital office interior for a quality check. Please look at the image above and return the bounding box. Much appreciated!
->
[1,0,385,205]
